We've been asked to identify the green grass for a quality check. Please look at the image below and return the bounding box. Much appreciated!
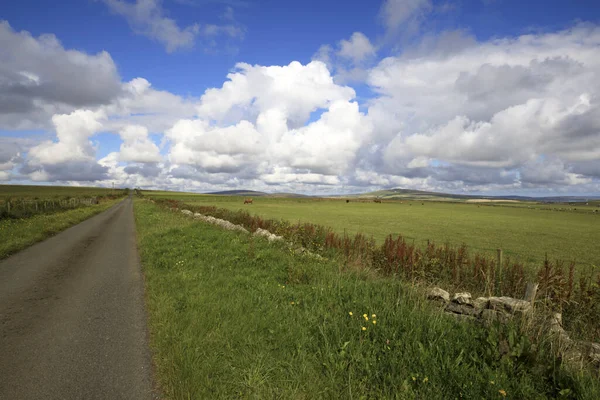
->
[0,198,122,259]
[0,184,126,200]
[147,193,600,268]
[135,200,600,399]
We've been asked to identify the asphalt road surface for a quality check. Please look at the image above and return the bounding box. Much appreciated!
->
[0,197,157,400]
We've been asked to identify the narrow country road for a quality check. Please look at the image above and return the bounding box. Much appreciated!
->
[0,197,156,400]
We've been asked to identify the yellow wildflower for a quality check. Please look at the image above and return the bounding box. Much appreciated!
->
[349,312,353,316]
[362,327,367,331]
[363,314,369,321]
[372,320,377,325]
[372,314,376,318]
[499,389,506,397]
[412,376,416,381]
[423,377,429,383]
[490,381,495,385]
[290,301,295,305]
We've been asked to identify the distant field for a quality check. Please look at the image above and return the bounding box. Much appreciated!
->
[148,192,600,268]
[0,184,123,200]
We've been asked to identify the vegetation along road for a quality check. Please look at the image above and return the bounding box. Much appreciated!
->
[0,197,156,400]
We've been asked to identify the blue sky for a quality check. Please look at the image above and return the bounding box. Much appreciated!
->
[1,0,599,195]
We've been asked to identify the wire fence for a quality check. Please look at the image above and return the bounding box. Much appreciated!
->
[0,197,100,219]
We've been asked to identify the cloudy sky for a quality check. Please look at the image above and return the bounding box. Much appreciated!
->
[1,0,600,195]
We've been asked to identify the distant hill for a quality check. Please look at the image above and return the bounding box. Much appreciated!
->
[206,190,269,196]
[205,190,309,198]
[340,188,599,203]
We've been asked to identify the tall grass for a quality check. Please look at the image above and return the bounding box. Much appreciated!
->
[153,197,600,343]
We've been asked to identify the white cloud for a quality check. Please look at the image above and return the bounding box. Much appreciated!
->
[313,32,377,84]
[197,61,355,126]
[118,125,162,163]
[102,77,199,133]
[167,62,371,182]
[28,109,106,165]
[2,19,600,194]
[368,24,600,190]
[337,32,376,63]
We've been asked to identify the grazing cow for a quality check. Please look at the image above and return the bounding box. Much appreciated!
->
[244,198,253,204]
[346,199,350,203]
[374,198,382,203]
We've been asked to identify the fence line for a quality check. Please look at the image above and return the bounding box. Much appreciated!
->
[1,197,99,218]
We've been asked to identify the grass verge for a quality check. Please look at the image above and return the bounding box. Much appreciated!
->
[0,198,123,259]
[135,199,600,399]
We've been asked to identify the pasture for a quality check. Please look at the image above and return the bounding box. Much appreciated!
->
[134,199,600,398]
[147,192,600,268]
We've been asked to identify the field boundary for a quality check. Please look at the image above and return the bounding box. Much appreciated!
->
[148,196,600,344]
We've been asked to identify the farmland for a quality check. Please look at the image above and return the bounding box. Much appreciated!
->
[146,192,600,268]
[135,199,600,398]
[0,184,124,200]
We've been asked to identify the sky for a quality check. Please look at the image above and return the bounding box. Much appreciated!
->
[1,0,600,196]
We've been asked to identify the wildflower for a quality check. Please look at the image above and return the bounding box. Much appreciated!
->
[363,314,369,321]
[349,312,353,316]
[490,381,495,385]
[423,377,428,383]
[372,314,376,318]
[372,320,376,325]
[362,327,367,331]
[412,376,416,381]
[499,389,506,397]
[290,301,295,305]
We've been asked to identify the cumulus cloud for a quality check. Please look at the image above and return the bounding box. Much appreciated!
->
[28,109,106,165]
[197,61,355,126]
[337,32,376,63]
[118,125,162,163]
[367,24,600,191]
[2,18,600,195]
[166,61,371,186]
[22,110,109,182]
[0,21,121,129]
[313,32,377,84]
[103,0,243,52]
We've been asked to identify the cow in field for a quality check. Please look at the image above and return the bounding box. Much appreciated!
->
[346,199,350,203]
[244,198,253,204]
[374,198,382,203]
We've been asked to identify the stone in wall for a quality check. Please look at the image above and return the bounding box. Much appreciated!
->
[426,287,450,303]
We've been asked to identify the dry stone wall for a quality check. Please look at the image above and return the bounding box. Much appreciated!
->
[426,287,600,369]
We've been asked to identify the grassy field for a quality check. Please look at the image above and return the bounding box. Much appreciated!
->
[146,193,600,268]
[0,198,123,259]
[135,199,600,399]
[0,184,125,200]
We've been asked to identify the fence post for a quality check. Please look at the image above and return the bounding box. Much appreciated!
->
[7,201,10,213]
[496,248,503,295]
[35,201,38,212]
[524,282,539,305]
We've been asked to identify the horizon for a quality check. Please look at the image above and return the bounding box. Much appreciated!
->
[1,1,599,196]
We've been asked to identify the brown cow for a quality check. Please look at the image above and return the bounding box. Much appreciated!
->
[374,198,382,203]
[244,198,253,204]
